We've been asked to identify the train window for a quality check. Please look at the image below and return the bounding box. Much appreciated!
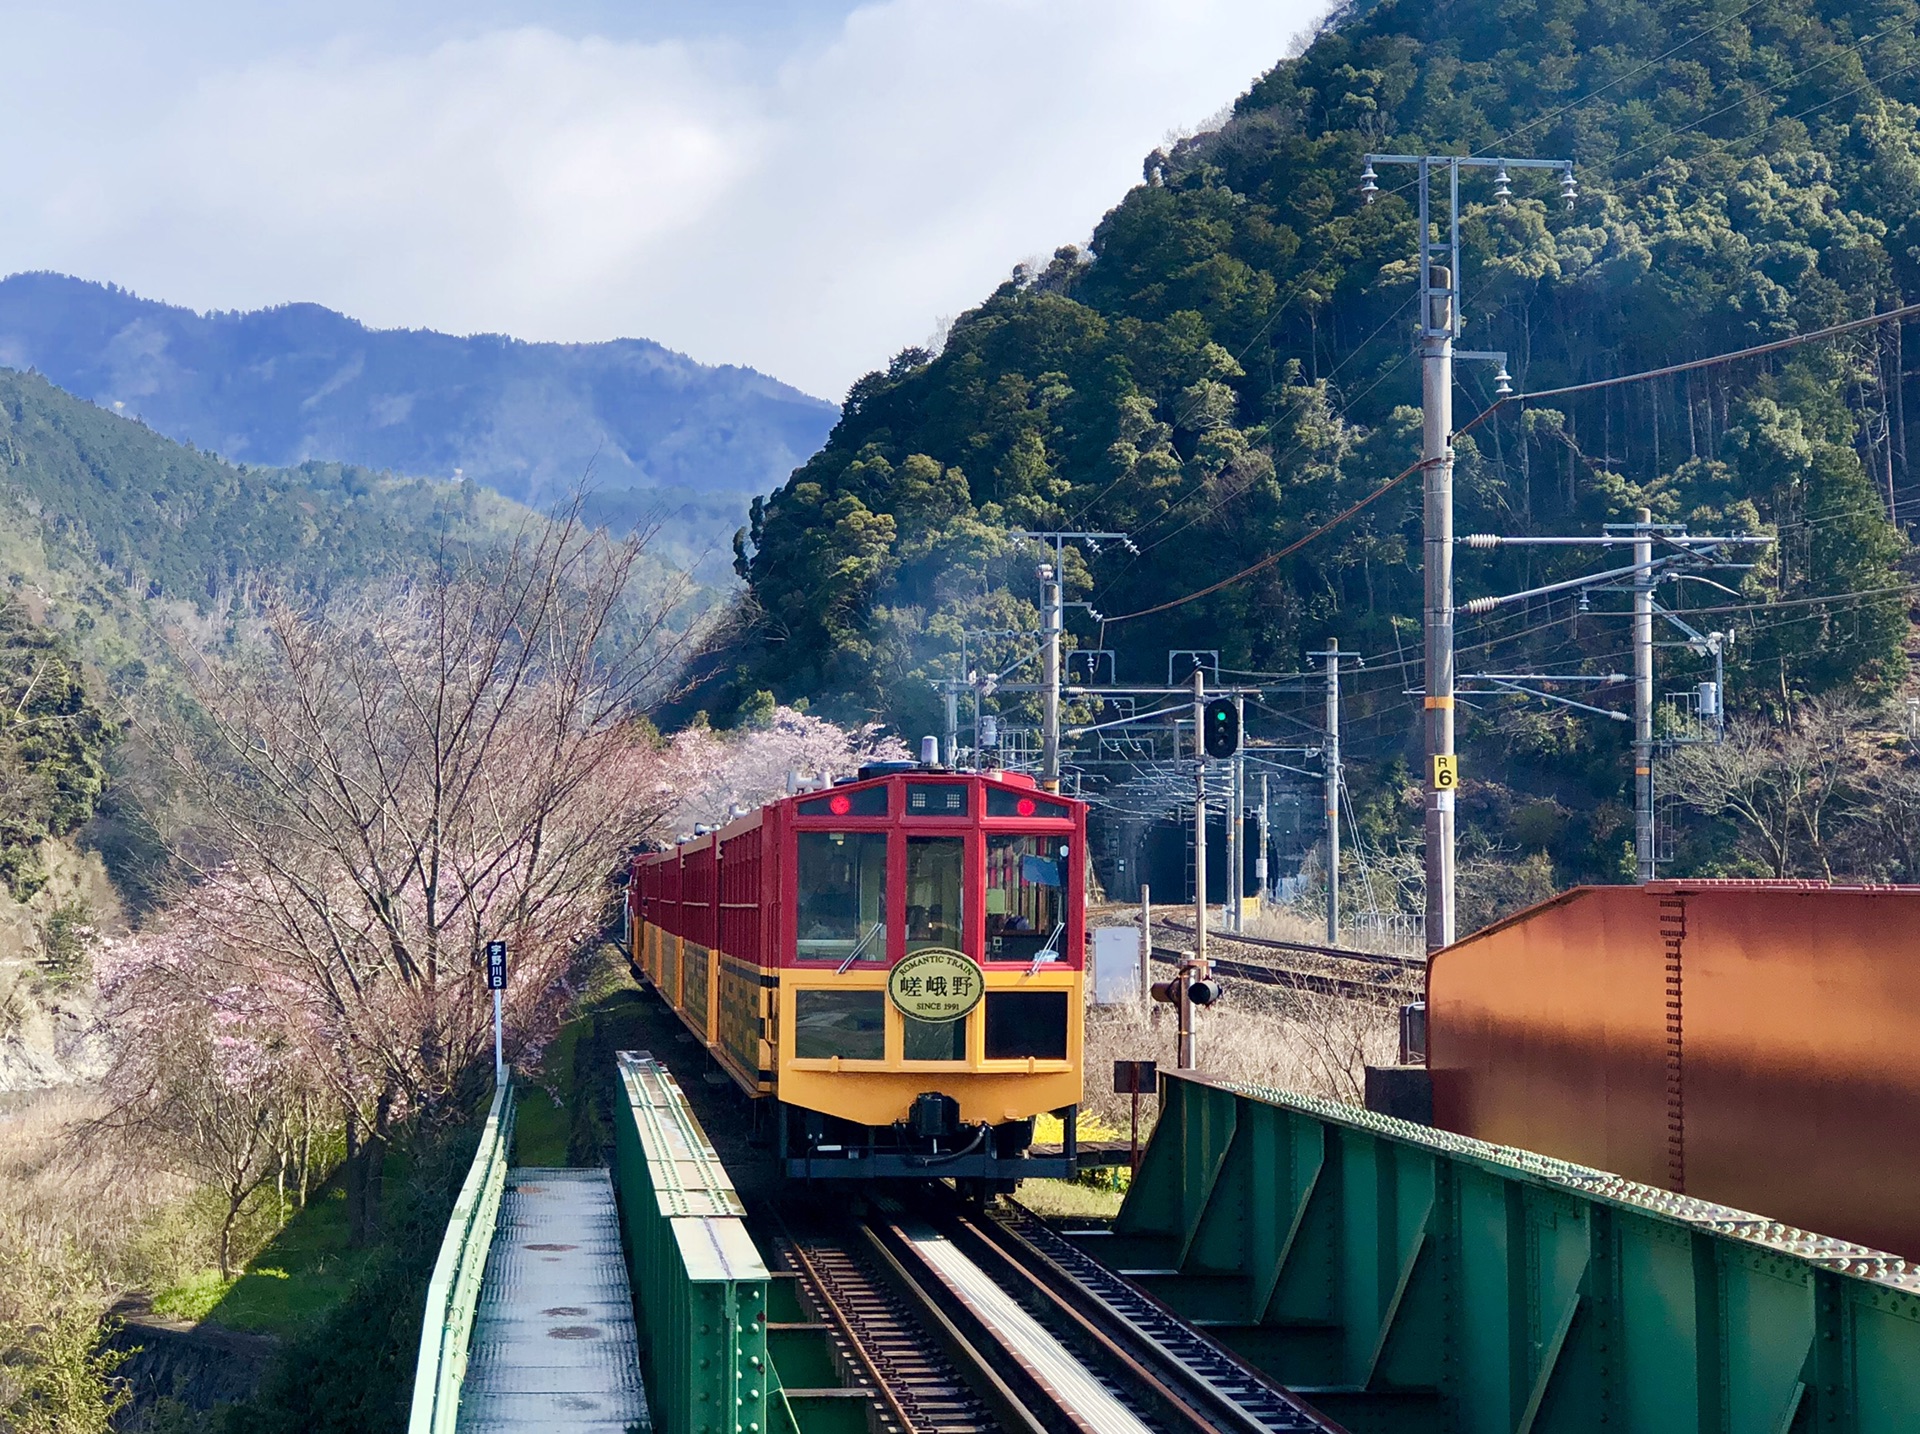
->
[796,832,889,963]
[797,784,889,818]
[902,1014,967,1061]
[985,835,1066,962]
[906,782,968,817]
[793,990,885,1060]
[985,991,1069,1060]
[985,788,1069,819]
[905,837,965,954]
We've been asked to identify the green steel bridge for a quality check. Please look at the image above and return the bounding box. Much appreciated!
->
[407,1058,1920,1434]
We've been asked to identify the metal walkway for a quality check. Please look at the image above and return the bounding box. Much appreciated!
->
[455,1168,651,1434]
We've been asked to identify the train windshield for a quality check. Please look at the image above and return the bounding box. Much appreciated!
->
[986,834,1066,962]
[905,836,964,953]
[796,832,888,963]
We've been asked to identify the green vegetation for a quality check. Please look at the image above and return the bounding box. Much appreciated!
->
[0,600,112,897]
[0,368,516,621]
[164,1181,379,1339]
[1016,1178,1126,1221]
[728,0,1920,884]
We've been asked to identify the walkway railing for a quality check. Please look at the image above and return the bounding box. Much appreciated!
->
[406,1080,517,1434]
[612,1051,797,1434]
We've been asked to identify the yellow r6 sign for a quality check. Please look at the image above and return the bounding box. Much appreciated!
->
[1432,754,1459,790]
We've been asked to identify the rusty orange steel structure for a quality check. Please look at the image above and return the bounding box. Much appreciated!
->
[1428,880,1920,1260]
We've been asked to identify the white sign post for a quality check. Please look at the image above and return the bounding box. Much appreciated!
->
[486,940,508,1086]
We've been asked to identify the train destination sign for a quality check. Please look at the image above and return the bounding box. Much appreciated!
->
[887,948,985,1023]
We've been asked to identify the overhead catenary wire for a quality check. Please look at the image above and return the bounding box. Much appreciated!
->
[1103,302,1920,623]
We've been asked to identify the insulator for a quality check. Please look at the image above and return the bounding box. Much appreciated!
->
[1462,595,1501,615]
[1359,163,1379,205]
[1493,168,1512,206]
[1561,172,1579,210]
[1463,533,1503,549]
[1494,365,1514,397]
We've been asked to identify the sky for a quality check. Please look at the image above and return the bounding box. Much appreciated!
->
[0,1,1324,399]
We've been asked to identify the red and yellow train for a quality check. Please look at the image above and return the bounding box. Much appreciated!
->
[628,760,1087,1184]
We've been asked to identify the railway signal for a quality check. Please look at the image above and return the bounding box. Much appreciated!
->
[1151,957,1222,1069]
[1201,698,1240,758]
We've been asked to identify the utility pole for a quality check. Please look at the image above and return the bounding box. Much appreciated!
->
[1363,151,1572,953]
[943,684,960,771]
[1191,667,1208,975]
[1227,695,1245,932]
[1421,271,1457,953]
[1012,530,1131,792]
[1257,773,1270,904]
[1040,560,1062,791]
[1139,883,1151,1009]
[1634,508,1656,882]
[1322,639,1343,945]
[1457,524,1771,885]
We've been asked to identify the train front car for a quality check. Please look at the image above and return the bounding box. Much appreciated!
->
[630,764,1087,1188]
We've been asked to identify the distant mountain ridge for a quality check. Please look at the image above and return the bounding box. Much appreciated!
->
[0,272,838,509]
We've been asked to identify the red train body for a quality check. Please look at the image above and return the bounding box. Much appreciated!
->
[628,764,1089,1183]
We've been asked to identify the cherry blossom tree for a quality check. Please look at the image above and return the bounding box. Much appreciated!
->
[94,895,321,1278]
[662,706,909,834]
[141,509,696,1239]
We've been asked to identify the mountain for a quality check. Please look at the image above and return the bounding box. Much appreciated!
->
[723,0,1917,886]
[0,272,839,512]
[0,366,535,687]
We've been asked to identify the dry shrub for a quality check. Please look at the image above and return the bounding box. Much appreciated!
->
[0,1088,189,1430]
[1081,981,1399,1131]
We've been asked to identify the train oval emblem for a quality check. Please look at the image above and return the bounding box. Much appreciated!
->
[887,948,984,1023]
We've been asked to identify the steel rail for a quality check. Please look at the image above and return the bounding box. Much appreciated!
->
[974,1204,1344,1434]
[1156,917,1424,971]
[1150,945,1417,1004]
[866,1212,1158,1434]
[773,1229,927,1434]
[940,1209,1277,1434]
[776,1212,1046,1434]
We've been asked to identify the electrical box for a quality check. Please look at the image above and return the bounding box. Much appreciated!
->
[1091,927,1142,1005]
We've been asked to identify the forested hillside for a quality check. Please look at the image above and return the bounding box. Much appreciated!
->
[0,366,526,670]
[728,0,1920,883]
[0,272,838,515]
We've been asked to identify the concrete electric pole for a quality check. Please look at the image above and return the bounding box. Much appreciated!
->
[1014,530,1131,792]
[1191,667,1208,973]
[1634,508,1656,882]
[1040,560,1062,790]
[1321,639,1343,945]
[1362,152,1573,952]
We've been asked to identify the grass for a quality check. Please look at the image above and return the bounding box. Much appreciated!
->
[513,1084,571,1166]
[1017,1178,1126,1220]
[167,1171,385,1339]
[149,1268,235,1322]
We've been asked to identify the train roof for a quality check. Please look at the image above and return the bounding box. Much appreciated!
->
[640,766,1084,860]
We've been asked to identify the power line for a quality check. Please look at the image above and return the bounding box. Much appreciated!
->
[1104,304,1920,622]
[1513,300,1920,404]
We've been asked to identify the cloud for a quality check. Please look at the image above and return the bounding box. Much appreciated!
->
[0,0,1322,397]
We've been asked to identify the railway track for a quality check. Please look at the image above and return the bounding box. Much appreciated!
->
[773,1193,1343,1434]
[1148,919,1421,1003]
[1156,918,1423,972]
